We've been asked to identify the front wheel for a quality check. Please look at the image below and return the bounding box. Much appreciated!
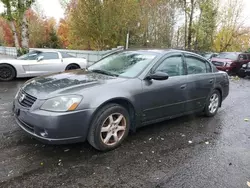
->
[204,90,221,117]
[87,104,130,151]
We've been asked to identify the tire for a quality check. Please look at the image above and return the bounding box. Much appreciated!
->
[237,71,246,78]
[65,64,80,70]
[204,90,221,117]
[87,103,130,151]
[0,64,16,81]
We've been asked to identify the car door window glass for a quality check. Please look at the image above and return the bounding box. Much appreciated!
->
[186,56,207,74]
[154,56,184,77]
[38,52,59,60]
[239,54,247,60]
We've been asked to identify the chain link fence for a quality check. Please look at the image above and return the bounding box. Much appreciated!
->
[0,46,124,65]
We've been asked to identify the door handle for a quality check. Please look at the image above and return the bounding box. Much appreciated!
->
[209,79,214,84]
[180,84,187,89]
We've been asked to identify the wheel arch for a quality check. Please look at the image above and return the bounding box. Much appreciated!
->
[90,97,137,132]
[65,63,80,70]
[214,87,222,107]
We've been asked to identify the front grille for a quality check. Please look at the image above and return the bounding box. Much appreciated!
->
[212,61,225,66]
[17,90,37,108]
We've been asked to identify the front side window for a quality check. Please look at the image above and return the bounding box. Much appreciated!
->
[154,55,184,77]
[239,54,247,60]
[88,51,157,78]
[38,52,59,60]
[186,56,207,75]
[17,51,40,60]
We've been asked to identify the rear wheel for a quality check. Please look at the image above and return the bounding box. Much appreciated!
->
[65,64,80,70]
[87,104,130,151]
[0,64,16,81]
[204,90,221,117]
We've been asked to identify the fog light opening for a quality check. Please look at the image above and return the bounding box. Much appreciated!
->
[40,129,48,137]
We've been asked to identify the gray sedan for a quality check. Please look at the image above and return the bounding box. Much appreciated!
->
[13,49,229,151]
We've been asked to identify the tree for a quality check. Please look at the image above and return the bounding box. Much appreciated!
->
[58,19,70,48]
[69,0,141,50]
[0,0,34,55]
[213,0,245,52]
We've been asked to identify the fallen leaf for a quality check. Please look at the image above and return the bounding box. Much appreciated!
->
[40,162,44,166]
[161,138,164,141]
[244,118,249,122]
[152,151,155,153]
[247,181,250,187]
[188,141,193,144]
[149,138,152,141]
[64,149,70,152]
[205,141,209,145]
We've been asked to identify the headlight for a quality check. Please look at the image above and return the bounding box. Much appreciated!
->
[40,95,82,112]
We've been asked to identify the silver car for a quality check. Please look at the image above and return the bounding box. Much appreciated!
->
[0,50,87,81]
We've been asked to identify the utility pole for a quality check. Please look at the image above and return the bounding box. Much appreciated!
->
[126,29,129,49]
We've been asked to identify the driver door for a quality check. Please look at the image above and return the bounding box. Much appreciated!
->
[141,53,188,122]
[28,52,63,77]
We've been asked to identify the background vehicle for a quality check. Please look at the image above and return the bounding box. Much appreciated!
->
[211,52,250,75]
[13,49,229,151]
[238,62,250,78]
[0,50,87,81]
[202,52,218,61]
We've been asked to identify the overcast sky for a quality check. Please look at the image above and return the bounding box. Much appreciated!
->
[0,0,250,25]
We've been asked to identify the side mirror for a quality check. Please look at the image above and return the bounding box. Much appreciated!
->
[37,56,44,62]
[145,72,169,81]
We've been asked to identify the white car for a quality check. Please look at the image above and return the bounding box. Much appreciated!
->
[0,50,87,81]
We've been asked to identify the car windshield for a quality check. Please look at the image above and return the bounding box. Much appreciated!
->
[17,51,41,60]
[217,52,238,60]
[88,51,157,78]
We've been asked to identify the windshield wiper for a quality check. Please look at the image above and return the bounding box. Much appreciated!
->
[90,69,119,77]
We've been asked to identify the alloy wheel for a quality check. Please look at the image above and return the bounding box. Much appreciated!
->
[208,93,219,114]
[100,113,127,146]
[0,67,12,79]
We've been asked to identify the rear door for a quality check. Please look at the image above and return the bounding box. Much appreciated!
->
[184,54,214,112]
[28,52,63,76]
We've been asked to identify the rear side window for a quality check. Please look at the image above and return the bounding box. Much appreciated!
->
[39,52,59,60]
[239,54,247,60]
[61,52,74,58]
[185,56,208,74]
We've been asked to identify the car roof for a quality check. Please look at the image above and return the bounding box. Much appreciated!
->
[30,50,59,53]
[126,48,203,57]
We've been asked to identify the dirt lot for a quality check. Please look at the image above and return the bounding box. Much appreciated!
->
[0,77,250,188]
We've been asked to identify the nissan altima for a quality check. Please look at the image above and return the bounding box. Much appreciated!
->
[13,49,229,151]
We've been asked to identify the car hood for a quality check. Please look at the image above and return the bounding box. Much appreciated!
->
[211,58,233,62]
[21,69,127,99]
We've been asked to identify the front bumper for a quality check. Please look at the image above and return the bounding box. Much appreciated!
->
[13,98,95,144]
